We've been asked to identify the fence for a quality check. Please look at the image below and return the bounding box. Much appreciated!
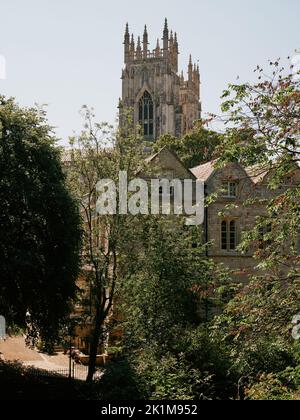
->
[28,362,95,382]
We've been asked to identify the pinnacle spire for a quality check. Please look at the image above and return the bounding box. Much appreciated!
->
[163,18,169,38]
[163,18,169,55]
[124,22,130,43]
[124,23,130,63]
[155,38,161,57]
[130,34,135,54]
[164,18,168,32]
[137,36,142,59]
[188,55,193,81]
[143,24,149,58]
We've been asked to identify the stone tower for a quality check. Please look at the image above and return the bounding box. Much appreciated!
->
[121,19,202,140]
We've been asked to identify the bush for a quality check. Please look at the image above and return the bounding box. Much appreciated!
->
[91,360,142,400]
[133,350,208,400]
[230,338,296,379]
[245,373,300,400]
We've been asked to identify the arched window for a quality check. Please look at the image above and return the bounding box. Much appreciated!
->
[229,221,236,250]
[139,91,154,139]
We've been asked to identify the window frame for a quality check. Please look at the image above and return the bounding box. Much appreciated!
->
[138,91,154,140]
[221,181,238,199]
[221,219,238,251]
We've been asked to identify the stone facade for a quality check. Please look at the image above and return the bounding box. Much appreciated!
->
[121,19,201,140]
[147,149,300,283]
[195,161,300,282]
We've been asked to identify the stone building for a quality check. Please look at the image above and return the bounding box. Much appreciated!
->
[63,22,300,356]
[144,148,300,284]
[194,160,300,282]
[119,20,299,283]
[120,19,201,139]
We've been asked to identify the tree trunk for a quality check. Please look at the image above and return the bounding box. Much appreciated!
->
[86,308,103,383]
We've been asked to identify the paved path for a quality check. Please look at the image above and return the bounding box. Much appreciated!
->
[0,336,71,370]
[0,336,43,362]
[0,336,100,381]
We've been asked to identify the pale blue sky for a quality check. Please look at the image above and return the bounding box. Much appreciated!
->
[0,0,299,144]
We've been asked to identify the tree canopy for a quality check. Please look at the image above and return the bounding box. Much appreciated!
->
[153,122,223,168]
[0,97,81,341]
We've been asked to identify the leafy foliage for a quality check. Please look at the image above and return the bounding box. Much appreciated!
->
[67,107,146,381]
[121,217,235,351]
[0,97,81,342]
[153,123,223,168]
[209,57,300,399]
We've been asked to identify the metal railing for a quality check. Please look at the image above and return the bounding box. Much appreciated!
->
[28,362,91,381]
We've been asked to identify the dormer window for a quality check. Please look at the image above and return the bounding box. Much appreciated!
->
[139,91,154,140]
[222,181,238,198]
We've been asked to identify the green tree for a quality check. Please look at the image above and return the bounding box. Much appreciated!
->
[122,217,234,351]
[68,107,145,382]
[119,217,237,400]
[217,57,300,325]
[153,122,223,168]
[212,57,300,397]
[0,96,81,343]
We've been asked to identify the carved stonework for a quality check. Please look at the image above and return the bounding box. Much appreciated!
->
[121,20,201,140]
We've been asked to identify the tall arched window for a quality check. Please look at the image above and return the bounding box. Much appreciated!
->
[229,221,237,250]
[139,91,154,140]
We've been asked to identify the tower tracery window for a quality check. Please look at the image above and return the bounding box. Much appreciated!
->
[139,91,154,140]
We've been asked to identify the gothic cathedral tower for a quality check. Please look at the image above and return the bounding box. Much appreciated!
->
[121,19,202,141]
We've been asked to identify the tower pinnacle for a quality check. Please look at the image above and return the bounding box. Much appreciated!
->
[143,25,149,58]
[124,23,129,39]
[130,34,135,59]
[124,23,130,62]
[188,55,193,81]
[163,18,169,56]
[164,18,168,33]
[136,36,142,59]
[155,38,161,57]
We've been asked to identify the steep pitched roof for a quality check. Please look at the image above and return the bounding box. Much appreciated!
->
[244,164,270,184]
[144,146,197,179]
[191,160,274,185]
[190,160,217,181]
